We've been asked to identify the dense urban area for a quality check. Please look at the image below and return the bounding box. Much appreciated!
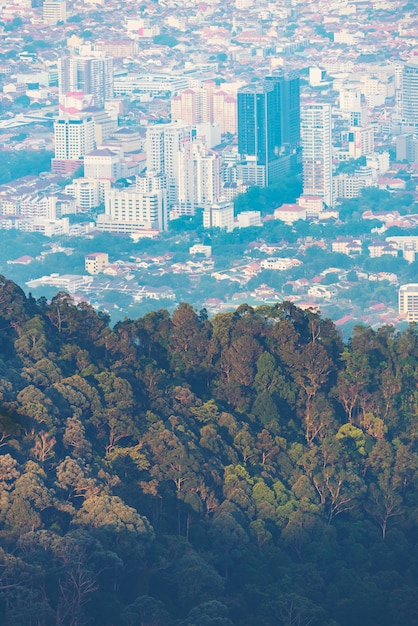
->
[2,1,418,625]
[0,0,418,333]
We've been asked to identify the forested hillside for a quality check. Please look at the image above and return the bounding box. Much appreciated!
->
[1,274,418,625]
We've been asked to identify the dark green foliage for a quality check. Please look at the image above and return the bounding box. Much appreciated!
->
[0,275,418,624]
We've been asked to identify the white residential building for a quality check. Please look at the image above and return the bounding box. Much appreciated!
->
[84,148,122,179]
[65,178,111,211]
[203,199,234,231]
[301,103,333,207]
[102,186,167,231]
[146,122,194,208]
[261,258,301,270]
[235,210,262,228]
[43,0,66,24]
[54,116,95,160]
[399,283,418,321]
[274,203,307,224]
[177,140,221,215]
[348,126,375,158]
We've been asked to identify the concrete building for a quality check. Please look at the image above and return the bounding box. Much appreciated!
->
[146,122,194,209]
[65,178,111,211]
[333,173,365,199]
[396,134,418,163]
[236,210,262,228]
[83,148,122,180]
[212,91,237,135]
[176,140,221,215]
[402,59,418,131]
[399,283,418,321]
[102,186,167,231]
[43,0,66,24]
[54,115,95,160]
[59,56,114,108]
[85,252,109,275]
[203,199,234,232]
[301,103,333,207]
[348,126,375,158]
[274,203,307,224]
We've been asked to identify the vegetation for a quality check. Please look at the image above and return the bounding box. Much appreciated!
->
[1,275,418,624]
[0,151,53,185]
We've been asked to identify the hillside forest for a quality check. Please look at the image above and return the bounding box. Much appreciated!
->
[1,274,418,625]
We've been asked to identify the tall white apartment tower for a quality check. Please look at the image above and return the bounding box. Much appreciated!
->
[402,59,418,130]
[145,122,194,208]
[176,140,221,215]
[301,103,333,207]
[58,56,114,108]
[54,116,95,160]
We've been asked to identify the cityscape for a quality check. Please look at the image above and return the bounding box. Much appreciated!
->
[0,0,418,332]
[3,2,418,624]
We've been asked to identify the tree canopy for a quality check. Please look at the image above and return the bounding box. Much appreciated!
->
[0,275,418,624]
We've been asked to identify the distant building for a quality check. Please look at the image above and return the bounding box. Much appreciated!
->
[101,185,167,232]
[203,199,234,232]
[177,141,221,215]
[235,210,262,228]
[189,244,212,257]
[59,56,114,108]
[65,178,110,211]
[401,59,418,131]
[301,103,333,207]
[146,122,193,209]
[260,258,301,270]
[85,252,109,275]
[332,237,362,256]
[43,0,66,24]
[348,126,375,158]
[274,203,307,224]
[399,283,418,321]
[84,148,122,180]
[54,115,95,160]
[297,195,324,217]
[396,134,418,163]
[237,71,300,187]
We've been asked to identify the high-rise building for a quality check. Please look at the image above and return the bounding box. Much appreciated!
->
[176,140,221,215]
[43,0,66,24]
[399,283,418,321]
[402,59,418,131]
[237,81,277,177]
[58,56,114,108]
[83,147,122,180]
[348,125,375,158]
[301,103,333,207]
[212,91,237,135]
[146,122,194,208]
[54,115,95,160]
[237,73,300,186]
[103,187,167,231]
[265,70,300,151]
[171,83,237,135]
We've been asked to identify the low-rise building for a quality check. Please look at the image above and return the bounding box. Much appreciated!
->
[85,252,109,275]
[274,203,307,224]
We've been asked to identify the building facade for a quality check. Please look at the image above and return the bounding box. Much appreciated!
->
[54,115,95,160]
[399,283,418,321]
[237,72,300,187]
[301,102,333,207]
[58,56,114,108]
